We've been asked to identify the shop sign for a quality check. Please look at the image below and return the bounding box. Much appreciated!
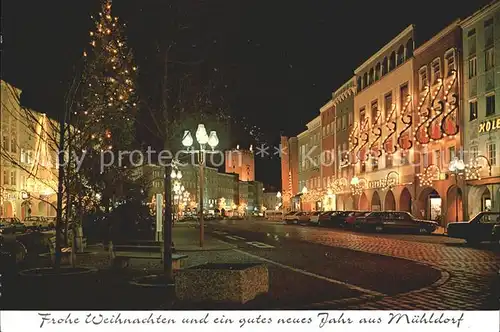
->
[478,117,500,134]
[367,177,399,189]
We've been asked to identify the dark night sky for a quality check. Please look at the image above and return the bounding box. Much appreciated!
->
[1,0,491,188]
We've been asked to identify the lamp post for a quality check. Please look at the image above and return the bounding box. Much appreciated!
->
[449,157,465,222]
[276,191,282,210]
[181,124,219,247]
[475,155,492,177]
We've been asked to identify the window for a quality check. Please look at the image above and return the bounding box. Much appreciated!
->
[384,93,393,120]
[371,157,378,171]
[419,66,428,90]
[431,58,441,84]
[389,51,396,71]
[342,115,347,130]
[469,57,477,78]
[375,63,381,81]
[400,83,409,112]
[467,29,476,56]
[2,134,8,151]
[3,171,8,185]
[486,94,495,116]
[348,112,353,126]
[485,48,494,71]
[444,49,455,77]
[449,146,456,162]
[371,100,378,125]
[469,100,478,121]
[360,107,366,129]
[423,151,429,168]
[336,118,341,132]
[397,45,405,66]
[10,171,16,186]
[381,57,388,75]
[484,18,494,47]
[487,143,496,166]
[434,150,441,167]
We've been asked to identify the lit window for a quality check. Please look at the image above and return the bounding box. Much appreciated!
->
[469,57,477,78]
[444,49,455,77]
[3,171,8,185]
[487,143,496,166]
[469,100,478,121]
[449,146,456,162]
[10,171,16,186]
[431,58,441,84]
[419,66,428,90]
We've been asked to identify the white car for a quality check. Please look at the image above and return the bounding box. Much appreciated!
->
[284,211,299,223]
[308,211,322,224]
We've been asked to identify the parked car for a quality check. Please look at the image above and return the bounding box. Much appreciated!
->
[285,211,307,225]
[308,211,324,225]
[316,211,335,226]
[284,211,299,223]
[447,211,500,244]
[0,217,26,234]
[345,211,370,227]
[354,211,438,234]
[297,212,312,225]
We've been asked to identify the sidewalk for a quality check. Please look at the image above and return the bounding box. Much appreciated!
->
[173,224,236,251]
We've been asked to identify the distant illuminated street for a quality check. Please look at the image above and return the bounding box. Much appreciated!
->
[204,218,500,309]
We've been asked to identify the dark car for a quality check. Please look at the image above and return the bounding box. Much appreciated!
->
[0,217,26,235]
[354,211,438,234]
[317,211,350,227]
[447,212,500,244]
[316,211,335,226]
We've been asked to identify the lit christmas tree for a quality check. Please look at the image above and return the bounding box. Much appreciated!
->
[78,0,138,151]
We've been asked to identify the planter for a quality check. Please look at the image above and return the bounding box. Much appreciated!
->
[16,267,98,309]
[175,263,268,304]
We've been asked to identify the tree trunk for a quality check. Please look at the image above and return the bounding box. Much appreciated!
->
[54,114,67,270]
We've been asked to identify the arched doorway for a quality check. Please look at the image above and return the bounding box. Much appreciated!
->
[446,186,463,224]
[38,201,47,216]
[384,190,396,210]
[417,187,442,222]
[359,192,369,210]
[399,188,412,212]
[481,187,492,211]
[371,191,381,211]
[4,202,13,217]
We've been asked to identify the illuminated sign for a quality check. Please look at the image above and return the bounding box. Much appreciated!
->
[478,117,500,134]
[368,177,399,189]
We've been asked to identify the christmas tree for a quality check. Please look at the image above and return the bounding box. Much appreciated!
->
[78,0,138,151]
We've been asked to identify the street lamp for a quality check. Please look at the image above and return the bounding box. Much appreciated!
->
[449,157,465,222]
[276,191,282,210]
[181,124,219,247]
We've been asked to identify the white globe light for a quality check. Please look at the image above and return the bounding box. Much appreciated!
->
[208,131,219,148]
[456,159,465,171]
[170,170,177,178]
[302,186,308,194]
[351,176,359,185]
[196,124,209,145]
[176,170,182,179]
[276,191,282,198]
[182,130,193,147]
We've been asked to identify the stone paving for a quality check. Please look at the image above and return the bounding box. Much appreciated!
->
[214,221,500,309]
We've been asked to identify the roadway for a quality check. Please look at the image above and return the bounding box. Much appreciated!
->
[203,218,500,309]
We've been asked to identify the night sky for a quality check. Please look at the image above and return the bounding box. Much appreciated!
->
[1,0,491,188]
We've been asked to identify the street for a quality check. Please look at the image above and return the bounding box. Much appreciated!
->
[204,218,500,309]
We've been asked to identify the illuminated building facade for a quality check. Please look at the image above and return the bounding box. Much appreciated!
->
[0,80,59,219]
[330,78,356,210]
[351,26,416,214]
[461,1,500,216]
[413,20,464,225]
[224,147,255,182]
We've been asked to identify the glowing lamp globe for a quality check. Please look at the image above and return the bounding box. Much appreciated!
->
[207,131,219,149]
[196,124,209,145]
[182,130,193,147]
[176,171,183,179]
[170,170,177,178]
[351,177,359,186]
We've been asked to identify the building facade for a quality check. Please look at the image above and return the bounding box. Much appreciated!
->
[320,100,336,210]
[1,80,58,219]
[462,1,500,216]
[225,147,255,181]
[351,26,416,214]
[262,192,281,210]
[331,78,357,210]
[413,20,464,225]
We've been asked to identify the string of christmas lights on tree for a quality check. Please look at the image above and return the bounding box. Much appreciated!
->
[78,0,138,151]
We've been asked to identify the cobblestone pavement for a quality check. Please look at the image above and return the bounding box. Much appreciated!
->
[209,220,500,309]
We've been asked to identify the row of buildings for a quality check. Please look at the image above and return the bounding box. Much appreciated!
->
[1,79,266,219]
[0,80,59,219]
[142,149,265,217]
[281,1,500,226]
